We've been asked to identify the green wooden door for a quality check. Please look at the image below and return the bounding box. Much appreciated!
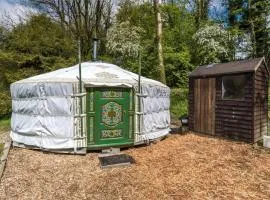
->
[86,87,134,149]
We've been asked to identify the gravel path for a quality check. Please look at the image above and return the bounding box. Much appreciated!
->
[0,133,270,200]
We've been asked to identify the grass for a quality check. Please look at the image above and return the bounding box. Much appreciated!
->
[170,88,188,121]
[0,143,4,157]
[0,117,9,156]
[0,117,10,133]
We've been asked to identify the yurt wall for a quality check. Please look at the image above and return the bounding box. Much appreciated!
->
[11,82,86,152]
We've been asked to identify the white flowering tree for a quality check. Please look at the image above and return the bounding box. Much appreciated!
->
[193,24,234,65]
[106,21,143,59]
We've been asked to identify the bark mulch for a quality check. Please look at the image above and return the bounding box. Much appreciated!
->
[0,132,270,200]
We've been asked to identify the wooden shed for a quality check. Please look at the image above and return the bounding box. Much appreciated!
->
[188,57,269,143]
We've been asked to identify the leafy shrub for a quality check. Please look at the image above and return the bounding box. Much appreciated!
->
[170,88,188,120]
[0,92,11,117]
[193,24,234,65]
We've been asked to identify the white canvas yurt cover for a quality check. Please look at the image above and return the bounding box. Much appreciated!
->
[10,62,170,153]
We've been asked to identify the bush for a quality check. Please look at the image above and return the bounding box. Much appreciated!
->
[0,117,10,132]
[170,88,188,120]
[0,92,11,117]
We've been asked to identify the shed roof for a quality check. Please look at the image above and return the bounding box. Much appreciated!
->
[190,57,268,78]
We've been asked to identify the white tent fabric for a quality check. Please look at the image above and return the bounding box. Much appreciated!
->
[10,62,170,150]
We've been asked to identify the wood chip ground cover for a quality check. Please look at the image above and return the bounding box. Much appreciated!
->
[1,133,270,200]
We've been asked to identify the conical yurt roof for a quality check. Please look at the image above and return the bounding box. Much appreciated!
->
[14,62,167,88]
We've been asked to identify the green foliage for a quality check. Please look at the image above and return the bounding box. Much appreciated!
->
[0,117,9,155]
[228,0,270,58]
[39,56,75,72]
[249,0,270,57]
[0,14,76,117]
[193,24,234,64]
[106,21,143,58]
[0,51,40,83]
[0,51,42,116]
[0,92,11,117]
[162,4,196,87]
[170,88,188,120]
[114,2,157,75]
[0,26,8,49]
[0,51,75,85]
[0,118,10,133]
[0,143,4,157]
[164,48,194,87]
[6,14,75,58]
[114,3,196,87]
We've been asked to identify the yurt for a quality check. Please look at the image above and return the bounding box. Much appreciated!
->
[10,62,170,153]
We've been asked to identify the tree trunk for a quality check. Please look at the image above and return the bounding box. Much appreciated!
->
[248,0,257,57]
[195,0,210,28]
[154,0,166,84]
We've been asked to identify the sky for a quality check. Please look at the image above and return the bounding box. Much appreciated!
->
[0,0,35,25]
[209,0,228,22]
[0,0,227,23]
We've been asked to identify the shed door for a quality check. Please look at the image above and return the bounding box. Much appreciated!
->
[194,78,216,135]
[86,87,134,148]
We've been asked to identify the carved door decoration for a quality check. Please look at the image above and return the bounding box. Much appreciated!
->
[86,87,134,148]
[101,102,122,127]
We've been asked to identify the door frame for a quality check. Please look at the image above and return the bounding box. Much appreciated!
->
[85,87,135,149]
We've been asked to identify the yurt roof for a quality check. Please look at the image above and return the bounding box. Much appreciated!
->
[14,62,167,88]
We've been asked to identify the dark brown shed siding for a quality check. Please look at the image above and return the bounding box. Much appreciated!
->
[188,78,195,131]
[253,63,269,142]
[189,58,269,143]
[214,73,254,142]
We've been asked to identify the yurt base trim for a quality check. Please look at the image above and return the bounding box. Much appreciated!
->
[87,141,134,150]
[12,141,87,154]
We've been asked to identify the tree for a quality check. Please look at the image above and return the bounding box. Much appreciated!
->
[0,26,8,50]
[154,0,166,84]
[6,14,75,58]
[115,2,159,79]
[247,0,270,58]
[30,0,114,59]
[193,24,234,64]
[226,0,270,58]
[227,0,243,27]
[106,21,143,69]
[162,4,196,87]
[192,0,212,28]
[115,2,196,87]
[0,14,77,116]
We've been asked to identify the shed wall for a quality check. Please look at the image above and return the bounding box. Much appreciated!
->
[189,72,256,142]
[188,79,195,131]
[215,73,254,142]
[254,64,269,142]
